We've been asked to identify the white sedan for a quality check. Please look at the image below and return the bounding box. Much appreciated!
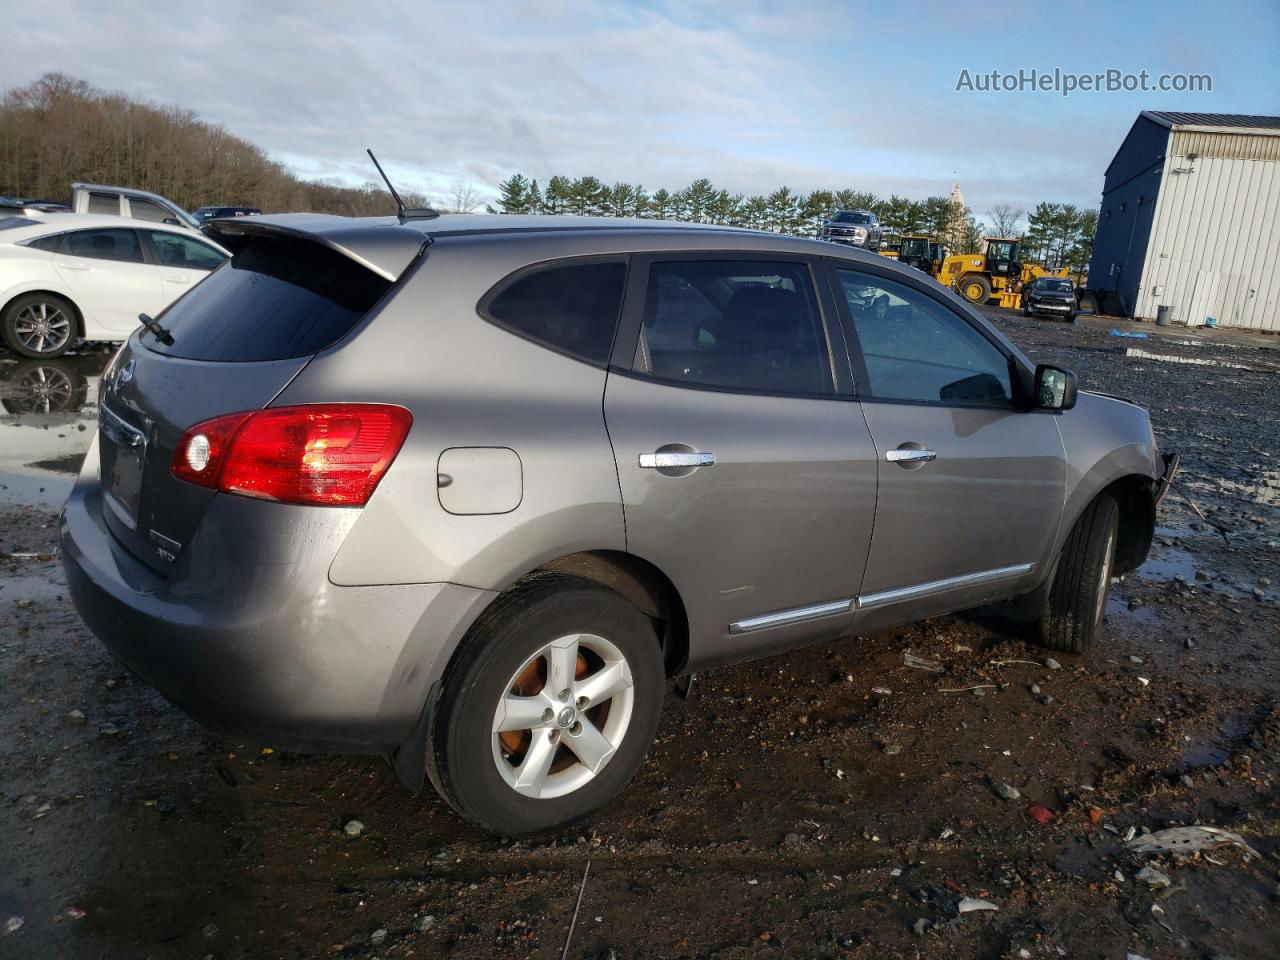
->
[0,214,229,358]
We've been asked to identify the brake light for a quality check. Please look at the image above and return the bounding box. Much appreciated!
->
[171,404,412,506]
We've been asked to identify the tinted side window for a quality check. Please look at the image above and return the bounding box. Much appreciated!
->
[87,192,119,215]
[836,268,1011,405]
[25,233,65,252]
[485,261,625,364]
[144,234,391,362]
[635,260,832,396]
[145,230,226,271]
[65,229,144,264]
[128,198,172,223]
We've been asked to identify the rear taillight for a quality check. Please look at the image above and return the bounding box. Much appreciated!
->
[171,404,412,506]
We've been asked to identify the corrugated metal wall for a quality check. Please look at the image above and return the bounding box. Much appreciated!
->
[1135,133,1280,330]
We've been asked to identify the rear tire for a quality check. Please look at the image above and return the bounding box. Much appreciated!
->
[2,293,78,359]
[1033,494,1119,654]
[959,274,991,304]
[430,574,665,835]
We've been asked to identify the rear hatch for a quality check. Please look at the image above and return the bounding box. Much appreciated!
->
[97,227,417,574]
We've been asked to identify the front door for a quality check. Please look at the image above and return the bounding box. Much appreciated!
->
[605,255,878,670]
[828,263,1066,626]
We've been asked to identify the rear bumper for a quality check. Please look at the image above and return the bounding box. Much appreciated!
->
[60,454,495,753]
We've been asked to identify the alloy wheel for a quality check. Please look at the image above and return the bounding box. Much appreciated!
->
[491,633,635,799]
[13,302,72,355]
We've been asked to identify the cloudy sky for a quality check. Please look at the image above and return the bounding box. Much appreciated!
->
[6,0,1278,220]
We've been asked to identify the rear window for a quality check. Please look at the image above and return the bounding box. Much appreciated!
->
[143,234,392,362]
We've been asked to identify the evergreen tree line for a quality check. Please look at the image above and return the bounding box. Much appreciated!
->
[492,174,1095,270]
[0,74,430,216]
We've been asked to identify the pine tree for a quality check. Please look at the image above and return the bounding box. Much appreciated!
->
[493,174,529,214]
[649,188,673,220]
[543,175,571,215]
[527,179,542,215]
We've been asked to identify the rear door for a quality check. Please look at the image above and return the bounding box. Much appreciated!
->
[827,262,1066,625]
[96,233,394,574]
[605,254,877,670]
[53,227,165,333]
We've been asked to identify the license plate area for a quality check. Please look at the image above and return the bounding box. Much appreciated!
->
[99,404,147,528]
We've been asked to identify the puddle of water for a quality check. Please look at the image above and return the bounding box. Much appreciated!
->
[0,567,67,603]
[1180,708,1266,770]
[1106,595,1159,625]
[0,352,107,508]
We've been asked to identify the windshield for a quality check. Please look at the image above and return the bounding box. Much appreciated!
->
[832,211,871,224]
[1038,278,1074,292]
[987,240,1017,260]
[900,237,928,257]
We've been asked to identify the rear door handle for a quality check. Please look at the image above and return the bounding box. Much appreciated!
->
[639,451,716,469]
[886,448,936,463]
[164,274,192,284]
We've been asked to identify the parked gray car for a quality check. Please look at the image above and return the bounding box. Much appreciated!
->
[61,213,1176,834]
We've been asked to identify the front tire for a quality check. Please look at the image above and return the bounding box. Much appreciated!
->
[959,274,991,304]
[430,574,665,834]
[2,293,77,359]
[1033,494,1119,653]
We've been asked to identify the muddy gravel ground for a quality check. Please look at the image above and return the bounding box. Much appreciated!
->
[2,315,1278,960]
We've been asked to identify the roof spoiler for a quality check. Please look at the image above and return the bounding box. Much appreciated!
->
[202,215,431,282]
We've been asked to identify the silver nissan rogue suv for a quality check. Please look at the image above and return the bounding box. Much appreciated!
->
[61,213,1176,834]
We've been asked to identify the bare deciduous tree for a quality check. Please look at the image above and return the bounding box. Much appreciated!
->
[987,203,1024,238]
[446,180,482,214]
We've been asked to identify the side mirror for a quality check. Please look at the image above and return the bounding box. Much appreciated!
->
[1035,364,1078,410]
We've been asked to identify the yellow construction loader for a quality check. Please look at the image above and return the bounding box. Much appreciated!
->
[895,235,946,278]
[939,238,1069,307]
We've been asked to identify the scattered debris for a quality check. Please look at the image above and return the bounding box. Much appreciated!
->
[64,907,86,920]
[903,652,944,673]
[1127,826,1261,859]
[882,743,902,756]
[413,914,437,933]
[202,923,218,938]
[991,780,1021,801]
[561,859,591,960]
[67,709,86,725]
[1135,865,1172,888]
[370,928,388,945]
[957,897,999,913]
[871,686,892,696]
[1110,329,1149,339]
[1026,804,1056,824]
[4,917,23,935]
[342,819,365,838]
[1044,658,1062,671]
[941,684,998,693]
[1128,655,1144,664]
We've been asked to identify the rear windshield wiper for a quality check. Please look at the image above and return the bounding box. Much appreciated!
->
[138,313,174,346]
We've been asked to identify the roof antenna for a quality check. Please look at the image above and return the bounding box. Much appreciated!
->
[366,148,440,222]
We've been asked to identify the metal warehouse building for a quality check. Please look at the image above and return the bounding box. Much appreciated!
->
[1088,111,1280,331]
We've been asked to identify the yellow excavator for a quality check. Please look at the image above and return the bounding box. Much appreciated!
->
[939,238,1069,307]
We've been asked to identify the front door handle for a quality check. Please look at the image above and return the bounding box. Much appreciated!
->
[164,274,192,284]
[886,448,936,464]
[639,451,716,469]
[56,261,90,271]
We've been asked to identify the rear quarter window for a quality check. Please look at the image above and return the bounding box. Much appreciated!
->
[481,260,626,365]
[142,234,392,362]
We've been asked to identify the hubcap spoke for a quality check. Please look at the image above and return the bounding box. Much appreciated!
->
[493,691,554,733]
[512,729,557,796]
[574,660,631,707]
[564,717,615,772]
[545,635,580,697]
